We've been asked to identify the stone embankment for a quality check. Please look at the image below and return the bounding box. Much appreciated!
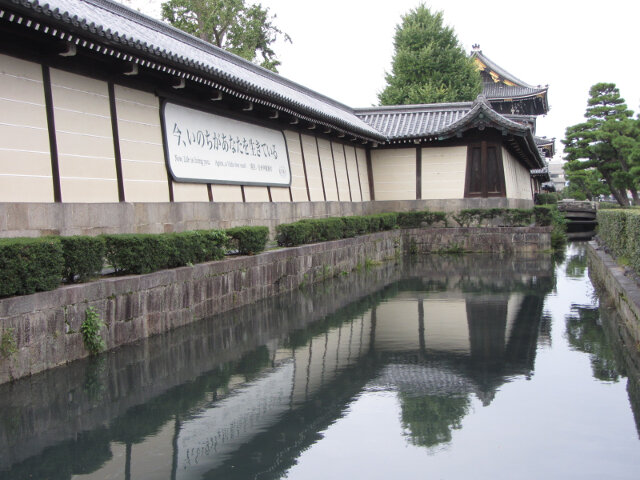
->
[0,226,550,384]
[587,241,640,346]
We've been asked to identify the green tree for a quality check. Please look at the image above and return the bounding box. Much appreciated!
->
[378,4,482,105]
[161,0,290,72]
[563,83,640,206]
[562,168,608,201]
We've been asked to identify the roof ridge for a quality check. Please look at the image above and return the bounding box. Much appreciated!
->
[355,101,474,115]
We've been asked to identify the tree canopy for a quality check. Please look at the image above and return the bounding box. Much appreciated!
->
[161,0,290,72]
[378,4,482,106]
[563,83,640,206]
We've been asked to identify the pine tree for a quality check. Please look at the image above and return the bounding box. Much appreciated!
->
[378,4,482,105]
[563,83,640,206]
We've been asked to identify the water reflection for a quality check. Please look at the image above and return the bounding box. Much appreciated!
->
[564,248,640,437]
[1,249,637,479]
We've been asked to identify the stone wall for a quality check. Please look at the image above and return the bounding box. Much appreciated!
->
[587,242,640,345]
[0,198,534,238]
[407,226,551,254]
[0,226,549,384]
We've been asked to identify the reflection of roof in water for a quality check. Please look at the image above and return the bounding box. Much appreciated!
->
[370,363,478,397]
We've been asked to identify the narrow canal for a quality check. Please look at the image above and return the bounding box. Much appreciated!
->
[1,244,639,479]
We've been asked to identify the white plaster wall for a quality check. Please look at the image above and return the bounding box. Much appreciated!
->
[317,138,338,201]
[0,54,53,202]
[212,184,243,202]
[344,145,362,201]
[284,130,307,202]
[270,186,291,202]
[243,185,270,202]
[300,134,324,201]
[50,68,119,202]
[331,141,351,201]
[421,146,466,199]
[114,85,169,202]
[502,147,533,200]
[355,147,370,201]
[371,148,416,201]
[172,181,209,202]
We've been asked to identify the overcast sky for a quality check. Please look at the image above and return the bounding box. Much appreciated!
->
[130,0,639,162]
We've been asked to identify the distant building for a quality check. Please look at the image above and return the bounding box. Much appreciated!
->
[548,161,566,191]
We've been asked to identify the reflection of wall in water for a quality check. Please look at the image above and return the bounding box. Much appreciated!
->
[373,292,528,360]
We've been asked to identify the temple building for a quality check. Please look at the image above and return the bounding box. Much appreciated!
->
[472,45,549,117]
[472,45,555,162]
[0,0,552,235]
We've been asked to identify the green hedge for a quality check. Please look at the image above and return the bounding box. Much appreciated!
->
[276,208,556,248]
[597,210,640,268]
[0,237,63,298]
[341,216,368,237]
[0,230,228,298]
[60,236,105,283]
[397,211,447,228]
[276,213,401,247]
[102,234,171,275]
[103,230,228,275]
[226,226,269,255]
[165,230,228,268]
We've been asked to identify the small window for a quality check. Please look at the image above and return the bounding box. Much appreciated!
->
[465,142,505,198]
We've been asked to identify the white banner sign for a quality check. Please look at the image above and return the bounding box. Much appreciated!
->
[162,102,291,186]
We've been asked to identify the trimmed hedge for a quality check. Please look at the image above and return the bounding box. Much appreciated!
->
[103,230,228,275]
[60,236,105,283]
[276,207,556,249]
[0,237,63,298]
[597,210,640,273]
[276,213,401,247]
[103,234,171,275]
[226,226,269,255]
[165,230,228,268]
[397,211,447,228]
[0,230,229,298]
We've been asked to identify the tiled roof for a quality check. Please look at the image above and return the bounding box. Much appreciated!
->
[535,137,555,147]
[357,96,527,140]
[3,0,385,141]
[483,83,548,100]
[356,96,545,169]
[531,167,549,176]
[535,136,555,158]
[355,102,473,140]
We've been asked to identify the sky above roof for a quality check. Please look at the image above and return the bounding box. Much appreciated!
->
[127,0,639,162]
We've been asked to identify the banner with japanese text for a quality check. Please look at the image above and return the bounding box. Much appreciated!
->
[162,102,291,186]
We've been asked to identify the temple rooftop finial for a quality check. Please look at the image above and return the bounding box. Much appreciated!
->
[472,44,481,52]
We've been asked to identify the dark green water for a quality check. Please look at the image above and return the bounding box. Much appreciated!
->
[1,244,639,479]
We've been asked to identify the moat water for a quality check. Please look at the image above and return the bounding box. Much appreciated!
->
[1,244,640,479]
